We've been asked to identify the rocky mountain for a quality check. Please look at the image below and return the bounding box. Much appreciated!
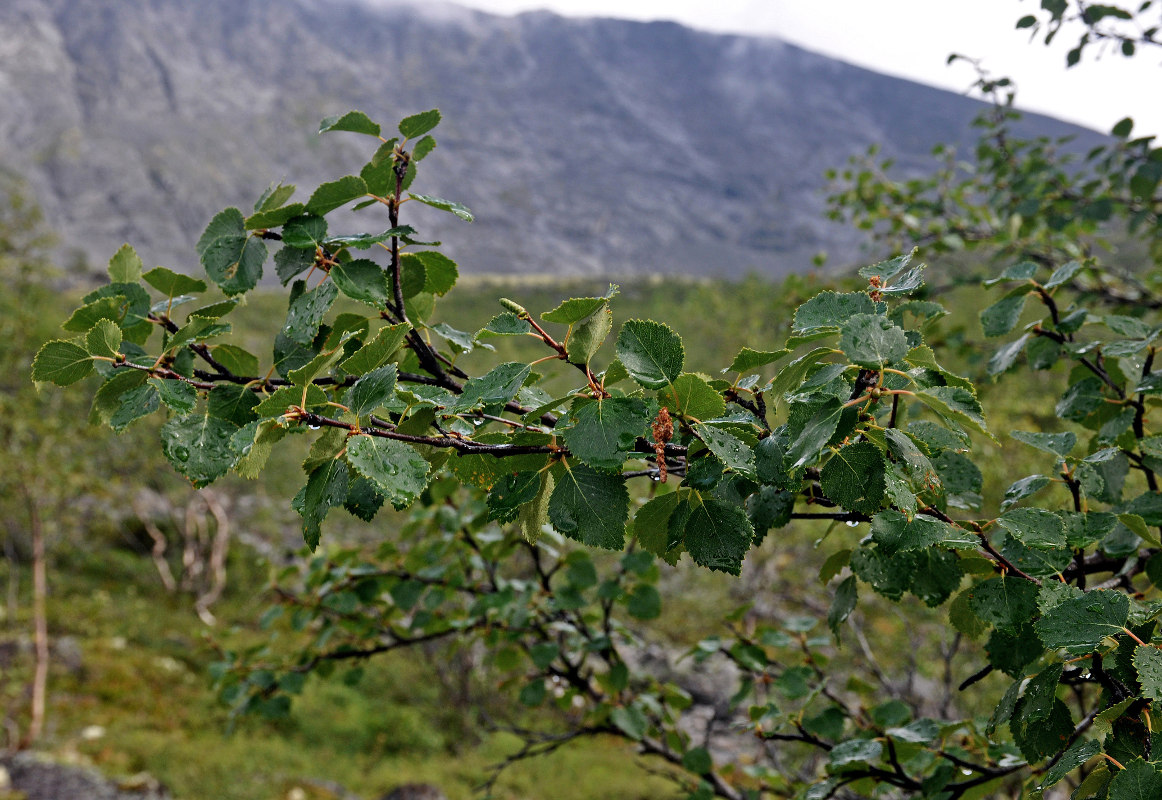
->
[0,0,1102,279]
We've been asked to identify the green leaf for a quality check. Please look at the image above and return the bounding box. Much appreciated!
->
[828,738,882,768]
[949,589,989,639]
[306,176,369,216]
[633,492,683,565]
[519,470,554,543]
[478,313,531,338]
[1044,260,1084,289]
[1035,590,1129,649]
[196,208,267,295]
[1056,377,1105,421]
[409,251,459,295]
[318,110,381,137]
[281,215,327,249]
[610,705,648,741]
[62,296,127,333]
[150,378,198,413]
[209,344,259,378]
[429,322,477,355]
[985,261,1039,286]
[985,333,1030,376]
[165,317,230,352]
[850,546,911,604]
[913,386,993,441]
[909,549,962,606]
[413,135,436,161]
[725,347,789,374]
[769,347,836,399]
[566,304,612,365]
[245,203,308,231]
[254,385,327,419]
[399,109,441,139]
[660,373,726,421]
[980,293,1028,337]
[1133,645,1162,702]
[187,298,239,321]
[1010,430,1076,459]
[627,585,662,620]
[89,370,147,426]
[324,226,412,250]
[32,340,94,385]
[486,472,542,522]
[542,295,611,325]
[968,577,1039,632]
[1119,513,1160,548]
[329,259,388,307]
[1011,698,1073,763]
[859,250,916,281]
[1105,314,1152,340]
[1124,492,1162,526]
[289,330,354,385]
[408,193,473,222]
[346,364,398,418]
[840,314,909,367]
[549,463,629,550]
[1041,739,1100,789]
[884,429,938,485]
[997,508,1067,550]
[107,243,143,283]
[785,397,843,468]
[104,383,158,432]
[142,266,207,296]
[208,384,259,426]
[1022,663,1065,724]
[160,413,240,487]
[85,319,123,359]
[1107,758,1162,800]
[880,265,925,296]
[254,181,296,213]
[562,397,649,472]
[792,291,875,332]
[694,424,756,479]
[293,459,349,550]
[342,476,384,522]
[339,323,410,375]
[283,280,338,345]
[828,576,858,635]
[681,496,754,576]
[452,362,532,412]
[616,319,684,389]
[821,442,885,514]
[346,436,430,508]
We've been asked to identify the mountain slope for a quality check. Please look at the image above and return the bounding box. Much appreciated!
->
[0,0,1101,277]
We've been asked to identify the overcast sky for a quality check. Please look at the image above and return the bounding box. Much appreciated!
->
[446,0,1161,138]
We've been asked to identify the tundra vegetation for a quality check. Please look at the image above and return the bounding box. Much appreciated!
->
[18,1,1162,798]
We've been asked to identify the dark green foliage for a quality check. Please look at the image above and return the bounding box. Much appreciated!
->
[39,60,1162,799]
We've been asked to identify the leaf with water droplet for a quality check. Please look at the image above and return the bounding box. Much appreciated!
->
[561,397,649,472]
[346,435,430,509]
[292,459,349,550]
[548,462,628,550]
[694,423,756,480]
[160,412,241,487]
[1035,589,1129,650]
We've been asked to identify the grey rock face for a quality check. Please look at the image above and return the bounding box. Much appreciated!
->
[0,753,170,800]
[0,0,1100,279]
[378,784,447,800]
